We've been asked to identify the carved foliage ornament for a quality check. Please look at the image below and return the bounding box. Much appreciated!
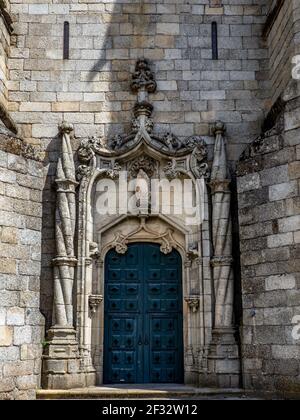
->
[77,136,105,164]
[164,137,209,179]
[129,155,158,178]
[76,59,209,177]
[131,59,157,94]
[89,295,103,315]
[185,297,200,313]
[106,217,182,257]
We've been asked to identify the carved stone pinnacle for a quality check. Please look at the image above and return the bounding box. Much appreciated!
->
[212,121,226,136]
[59,121,74,134]
[131,59,157,94]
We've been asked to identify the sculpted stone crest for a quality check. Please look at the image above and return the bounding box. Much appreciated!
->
[131,59,157,94]
[77,59,208,166]
[129,155,158,178]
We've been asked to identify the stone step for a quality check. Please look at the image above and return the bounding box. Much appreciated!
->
[37,386,246,400]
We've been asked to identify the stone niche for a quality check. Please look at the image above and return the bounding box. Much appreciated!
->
[43,60,241,389]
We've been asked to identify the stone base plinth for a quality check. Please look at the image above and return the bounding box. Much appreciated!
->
[199,328,241,389]
[42,326,96,390]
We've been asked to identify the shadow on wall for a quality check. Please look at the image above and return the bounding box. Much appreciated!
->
[88,0,162,141]
[40,0,133,329]
[40,135,62,330]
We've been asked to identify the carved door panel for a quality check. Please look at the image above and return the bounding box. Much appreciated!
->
[104,243,183,384]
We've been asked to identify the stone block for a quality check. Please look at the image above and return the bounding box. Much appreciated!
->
[267,233,294,248]
[269,181,298,202]
[244,359,263,372]
[156,23,180,35]
[260,166,289,187]
[279,216,300,233]
[239,187,269,209]
[254,326,286,345]
[6,308,25,326]
[16,375,38,390]
[14,326,32,345]
[266,275,296,291]
[0,347,19,362]
[0,379,14,393]
[0,326,13,346]
[272,346,300,360]
[237,173,261,193]
[0,227,18,244]
[0,259,16,275]
[20,229,41,246]
[264,360,300,376]
[254,291,287,309]
[4,361,34,377]
[7,155,27,174]
[264,308,294,326]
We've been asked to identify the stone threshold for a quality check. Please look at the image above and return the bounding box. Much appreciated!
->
[37,385,246,400]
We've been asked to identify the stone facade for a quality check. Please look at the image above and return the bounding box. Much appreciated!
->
[0,0,299,399]
[237,85,300,394]
[7,0,272,337]
[8,0,268,159]
[0,0,11,109]
[236,0,300,395]
[0,130,44,399]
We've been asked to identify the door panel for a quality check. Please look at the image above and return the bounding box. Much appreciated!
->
[148,315,182,383]
[104,243,183,384]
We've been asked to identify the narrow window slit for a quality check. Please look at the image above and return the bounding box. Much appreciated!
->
[212,22,218,60]
[63,21,70,60]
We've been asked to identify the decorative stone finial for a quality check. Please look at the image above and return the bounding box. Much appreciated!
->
[133,101,153,118]
[59,121,74,135]
[131,59,157,94]
[212,121,226,136]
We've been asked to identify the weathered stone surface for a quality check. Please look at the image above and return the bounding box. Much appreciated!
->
[266,275,296,291]
[237,9,300,389]
[0,326,13,346]
[0,145,43,400]
[0,0,300,400]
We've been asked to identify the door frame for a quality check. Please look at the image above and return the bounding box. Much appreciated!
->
[102,243,184,384]
[82,213,211,387]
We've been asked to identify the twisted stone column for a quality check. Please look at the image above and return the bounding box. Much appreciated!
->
[52,122,78,327]
[210,121,234,329]
[205,121,240,388]
[43,123,95,389]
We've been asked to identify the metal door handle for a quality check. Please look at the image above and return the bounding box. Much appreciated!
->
[138,336,143,345]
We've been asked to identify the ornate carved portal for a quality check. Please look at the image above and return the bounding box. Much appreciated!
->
[43,59,240,390]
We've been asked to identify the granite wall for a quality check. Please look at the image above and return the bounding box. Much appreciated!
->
[0,132,44,400]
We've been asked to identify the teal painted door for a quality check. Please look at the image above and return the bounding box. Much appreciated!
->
[103,243,184,384]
